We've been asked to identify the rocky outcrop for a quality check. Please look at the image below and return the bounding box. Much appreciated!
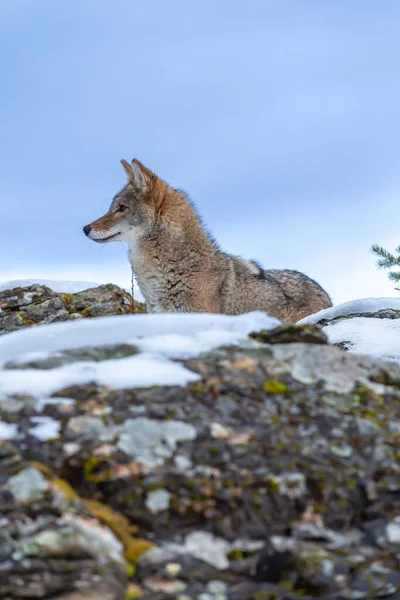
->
[0,284,146,335]
[1,294,400,598]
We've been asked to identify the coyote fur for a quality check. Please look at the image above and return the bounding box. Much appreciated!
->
[83,159,331,321]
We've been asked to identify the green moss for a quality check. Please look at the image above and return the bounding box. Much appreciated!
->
[263,380,288,395]
[86,500,154,563]
[227,549,243,560]
[30,462,78,500]
[146,481,166,492]
[191,383,204,393]
[266,476,279,493]
[18,312,35,326]
[125,584,144,599]
[83,455,100,480]
[52,477,79,500]
[126,563,135,578]
[223,479,234,488]
[30,461,53,478]
[353,382,379,405]
[124,538,154,563]
[83,455,114,483]
[280,580,296,591]
[209,446,220,457]
[62,293,74,307]
[123,492,135,503]
[184,479,196,489]
[81,307,92,317]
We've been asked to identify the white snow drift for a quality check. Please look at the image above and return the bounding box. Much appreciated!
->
[0,311,279,397]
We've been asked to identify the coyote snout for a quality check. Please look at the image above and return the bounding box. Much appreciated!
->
[82,211,124,244]
[84,157,332,320]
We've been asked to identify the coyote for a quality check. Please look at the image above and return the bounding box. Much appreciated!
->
[83,159,331,321]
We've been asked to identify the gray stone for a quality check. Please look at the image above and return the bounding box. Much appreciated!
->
[146,489,171,513]
[9,467,48,501]
[117,417,196,467]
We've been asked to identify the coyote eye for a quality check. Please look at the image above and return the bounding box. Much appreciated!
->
[116,205,127,213]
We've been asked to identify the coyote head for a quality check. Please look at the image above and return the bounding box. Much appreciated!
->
[83,159,165,244]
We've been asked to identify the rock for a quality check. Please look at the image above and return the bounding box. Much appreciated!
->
[250,323,328,345]
[1,289,400,598]
[117,418,197,467]
[312,308,400,326]
[0,442,127,599]
[1,332,400,598]
[5,342,139,370]
[0,283,146,335]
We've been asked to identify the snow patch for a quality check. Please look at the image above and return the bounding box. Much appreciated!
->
[0,421,18,440]
[0,311,278,367]
[0,353,200,397]
[324,317,400,365]
[29,416,61,441]
[299,297,400,325]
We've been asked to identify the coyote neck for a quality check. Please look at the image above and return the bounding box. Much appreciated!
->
[128,198,220,313]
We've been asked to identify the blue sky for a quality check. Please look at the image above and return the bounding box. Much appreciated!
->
[1,0,400,303]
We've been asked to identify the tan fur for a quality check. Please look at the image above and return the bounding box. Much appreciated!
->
[84,159,332,321]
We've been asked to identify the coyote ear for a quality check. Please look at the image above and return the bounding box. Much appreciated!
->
[131,158,153,191]
[120,159,134,182]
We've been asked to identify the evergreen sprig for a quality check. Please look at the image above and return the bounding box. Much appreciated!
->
[371,244,400,285]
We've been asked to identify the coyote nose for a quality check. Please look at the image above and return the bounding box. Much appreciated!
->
[83,225,91,237]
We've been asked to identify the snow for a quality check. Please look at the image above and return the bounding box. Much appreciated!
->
[0,421,18,440]
[0,279,99,293]
[298,297,400,325]
[29,416,61,441]
[0,353,199,396]
[324,317,400,365]
[386,518,400,544]
[298,297,400,365]
[0,311,278,366]
[0,311,279,398]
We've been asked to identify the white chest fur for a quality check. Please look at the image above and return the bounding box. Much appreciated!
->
[128,245,167,312]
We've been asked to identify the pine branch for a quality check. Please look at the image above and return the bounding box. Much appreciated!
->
[388,270,400,282]
[376,257,396,269]
[371,243,400,290]
[371,244,397,267]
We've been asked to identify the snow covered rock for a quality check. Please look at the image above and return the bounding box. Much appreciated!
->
[1,304,400,598]
[298,297,400,365]
[298,297,400,325]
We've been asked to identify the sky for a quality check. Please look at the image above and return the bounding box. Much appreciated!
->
[1,0,400,304]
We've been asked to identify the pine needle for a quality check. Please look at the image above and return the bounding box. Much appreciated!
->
[371,243,400,290]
